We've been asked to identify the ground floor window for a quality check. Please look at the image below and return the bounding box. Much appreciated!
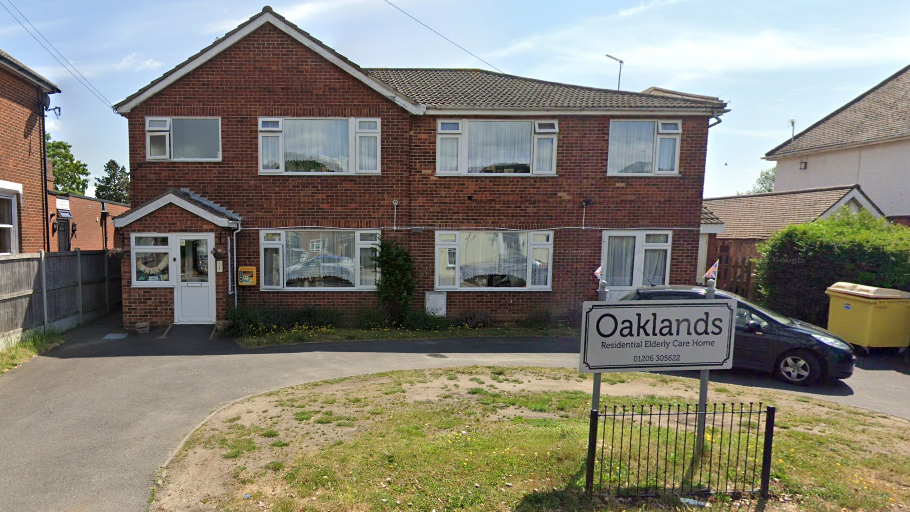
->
[601,230,672,290]
[435,230,553,290]
[0,193,18,255]
[260,230,380,290]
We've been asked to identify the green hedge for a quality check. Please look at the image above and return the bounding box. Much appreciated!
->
[754,211,910,326]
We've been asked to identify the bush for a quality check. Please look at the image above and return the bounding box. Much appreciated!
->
[356,307,389,330]
[373,239,416,323]
[754,210,910,326]
[400,309,453,331]
[525,309,554,329]
[459,310,493,329]
[223,305,341,337]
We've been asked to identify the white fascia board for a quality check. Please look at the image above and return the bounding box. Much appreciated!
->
[116,13,425,115]
[0,180,24,194]
[821,189,884,219]
[425,107,718,117]
[700,223,725,234]
[765,133,910,161]
[113,194,238,228]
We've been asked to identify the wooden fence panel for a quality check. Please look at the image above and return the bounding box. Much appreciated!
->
[0,251,123,343]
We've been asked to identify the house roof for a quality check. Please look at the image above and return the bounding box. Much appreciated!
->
[701,205,723,225]
[365,69,727,112]
[765,64,910,158]
[115,7,727,116]
[48,190,130,208]
[0,48,60,94]
[703,185,883,240]
[112,188,240,228]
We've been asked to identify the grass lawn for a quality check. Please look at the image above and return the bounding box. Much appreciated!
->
[0,328,66,374]
[152,367,910,511]
[234,325,577,349]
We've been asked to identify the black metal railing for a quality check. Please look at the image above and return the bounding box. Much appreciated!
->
[587,403,775,498]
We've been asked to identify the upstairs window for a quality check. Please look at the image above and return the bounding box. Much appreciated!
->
[258,117,380,174]
[145,117,221,161]
[607,120,681,175]
[436,120,558,175]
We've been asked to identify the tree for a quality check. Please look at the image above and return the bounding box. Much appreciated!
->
[94,159,130,203]
[45,133,89,195]
[372,238,416,324]
[744,166,776,194]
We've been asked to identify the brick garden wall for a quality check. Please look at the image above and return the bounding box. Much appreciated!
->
[118,22,711,325]
[0,65,47,253]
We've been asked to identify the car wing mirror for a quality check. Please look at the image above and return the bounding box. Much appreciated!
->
[745,320,762,334]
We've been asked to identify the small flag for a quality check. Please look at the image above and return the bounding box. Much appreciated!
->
[594,266,602,280]
[704,259,719,280]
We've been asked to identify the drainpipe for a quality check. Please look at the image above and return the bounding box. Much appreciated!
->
[708,109,723,128]
[40,87,50,251]
[232,221,242,307]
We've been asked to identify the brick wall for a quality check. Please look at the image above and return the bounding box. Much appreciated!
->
[119,23,712,325]
[48,193,130,251]
[0,65,47,253]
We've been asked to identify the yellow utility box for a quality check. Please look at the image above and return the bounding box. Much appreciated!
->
[238,267,257,286]
[825,282,910,348]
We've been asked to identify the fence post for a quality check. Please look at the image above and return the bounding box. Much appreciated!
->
[76,248,83,323]
[104,251,110,314]
[585,407,599,494]
[760,406,776,499]
[40,250,49,331]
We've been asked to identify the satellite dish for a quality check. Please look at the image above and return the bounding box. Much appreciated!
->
[41,93,51,110]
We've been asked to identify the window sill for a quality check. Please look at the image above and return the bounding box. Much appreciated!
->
[605,172,680,178]
[259,287,377,292]
[131,282,175,288]
[434,173,558,178]
[258,171,381,176]
[146,158,223,163]
[435,287,552,292]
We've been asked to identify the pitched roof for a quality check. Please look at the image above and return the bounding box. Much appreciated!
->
[365,69,727,112]
[765,64,910,158]
[0,48,60,94]
[701,205,723,225]
[112,188,240,228]
[703,185,882,240]
[115,7,727,116]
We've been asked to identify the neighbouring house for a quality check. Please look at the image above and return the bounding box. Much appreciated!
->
[47,191,129,252]
[703,185,882,296]
[0,49,60,255]
[766,64,910,224]
[111,7,728,328]
[697,205,724,284]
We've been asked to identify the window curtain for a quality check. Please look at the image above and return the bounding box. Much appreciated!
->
[467,121,532,173]
[284,119,349,172]
[261,135,281,170]
[657,138,677,173]
[357,136,378,171]
[604,236,635,286]
[643,248,668,286]
[607,121,655,174]
[460,232,528,287]
[438,138,459,172]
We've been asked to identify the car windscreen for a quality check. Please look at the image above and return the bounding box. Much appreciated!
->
[737,298,793,325]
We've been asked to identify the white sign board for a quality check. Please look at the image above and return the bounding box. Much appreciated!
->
[579,300,737,373]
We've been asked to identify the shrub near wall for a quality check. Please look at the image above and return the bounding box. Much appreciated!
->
[755,211,910,327]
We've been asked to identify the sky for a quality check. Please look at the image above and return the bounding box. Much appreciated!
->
[3,0,910,199]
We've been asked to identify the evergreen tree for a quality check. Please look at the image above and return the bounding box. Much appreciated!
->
[94,159,130,203]
[45,133,90,195]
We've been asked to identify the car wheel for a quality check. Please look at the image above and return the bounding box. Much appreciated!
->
[775,350,823,386]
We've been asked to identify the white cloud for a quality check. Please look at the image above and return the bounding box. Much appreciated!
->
[617,0,688,17]
[201,0,374,35]
[46,118,61,131]
[114,53,164,72]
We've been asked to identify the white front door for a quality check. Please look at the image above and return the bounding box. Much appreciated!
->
[175,234,215,323]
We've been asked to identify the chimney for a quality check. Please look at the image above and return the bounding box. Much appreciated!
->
[46,158,55,190]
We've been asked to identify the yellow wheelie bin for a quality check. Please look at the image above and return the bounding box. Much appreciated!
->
[825,282,910,349]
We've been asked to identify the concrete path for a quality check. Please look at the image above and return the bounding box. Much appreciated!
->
[0,315,907,512]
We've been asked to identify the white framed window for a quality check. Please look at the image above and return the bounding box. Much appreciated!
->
[258,117,380,175]
[435,230,553,290]
[436,119,558,176]
[607,120,681,175]
[145,117,221,161]
[131,234,173,286]
[0,192,18,255]
[600,230,672,290]
[260,229,380,290]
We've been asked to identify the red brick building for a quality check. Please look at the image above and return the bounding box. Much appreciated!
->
[113,8,727,328]
[47,189,130,252]
[0,49,60,254]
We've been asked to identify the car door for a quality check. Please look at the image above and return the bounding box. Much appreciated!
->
[732,303,773,370]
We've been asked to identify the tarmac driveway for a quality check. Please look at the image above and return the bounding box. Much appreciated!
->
[0,314,908,512]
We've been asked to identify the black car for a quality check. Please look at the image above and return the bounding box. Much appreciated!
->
[620,286,856,386]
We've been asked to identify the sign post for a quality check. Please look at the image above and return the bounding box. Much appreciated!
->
[695,279,717,454]
[580,295,736,493]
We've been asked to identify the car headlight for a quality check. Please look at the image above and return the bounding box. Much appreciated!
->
[812,333,852,351]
